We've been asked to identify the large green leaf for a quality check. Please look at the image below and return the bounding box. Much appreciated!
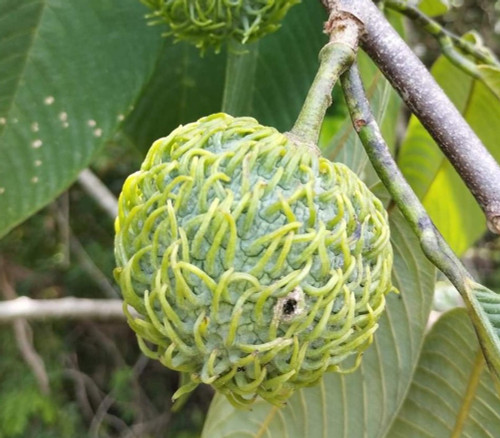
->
[121,40,228,154]
[0,0,162,238]
[397,57,500,256]
[249,2,327,133]
[122,0,328,153]
[387,308,500,437]
[201,209,435,438]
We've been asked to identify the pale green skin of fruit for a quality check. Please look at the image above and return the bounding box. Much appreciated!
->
[141,0,300,51]
[114,113,394,406]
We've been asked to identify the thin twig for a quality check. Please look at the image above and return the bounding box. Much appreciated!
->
[69,233,120,298]
[0,297,132,322]
[90,393,118,438]
[78,168,118,220]
[55,193,71,268]
[384,0,499,68]
[89,354,156,438]
[333,0,500,233]
[85,322,126,367]
[122,411,171,438]
[52,201,120,299]
[63,368,96,421]
[128,355,160,427]
[63,355,108,414]
[102,414,132,437]
[11,321,51,394]
[0,261,51,395]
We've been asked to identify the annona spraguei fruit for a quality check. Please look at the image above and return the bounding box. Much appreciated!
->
[114,113,394,407]
[140,0,300,51]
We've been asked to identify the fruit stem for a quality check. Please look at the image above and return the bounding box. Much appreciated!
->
[290,12,361,145]
[340,62,500,386]
[221,40,259,116]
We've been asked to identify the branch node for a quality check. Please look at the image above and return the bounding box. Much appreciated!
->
[337,0,500,235]
[290,9,360,144]
[325,11,364,47]
[487,216,500,234]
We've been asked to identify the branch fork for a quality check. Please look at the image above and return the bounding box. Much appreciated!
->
[324,0,500,234]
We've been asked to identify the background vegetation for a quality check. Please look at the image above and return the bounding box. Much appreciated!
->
[1,0,500,436]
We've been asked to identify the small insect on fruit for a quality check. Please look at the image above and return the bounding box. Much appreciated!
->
[114,113,394,407]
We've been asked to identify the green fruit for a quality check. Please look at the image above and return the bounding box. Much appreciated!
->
[114,113,394,407]
[141,0,300,51]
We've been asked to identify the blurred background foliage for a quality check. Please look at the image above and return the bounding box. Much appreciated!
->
[0,0,500,437]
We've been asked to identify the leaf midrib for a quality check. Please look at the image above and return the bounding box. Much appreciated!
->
[449,346,484,437]
[255,406,278,438]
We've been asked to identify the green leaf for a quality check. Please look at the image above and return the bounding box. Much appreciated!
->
[122,0,328,153]
[397,57,500,255]
[0,384,56,436]
[418,0,450,17]
[201,209,435,438]
[248,2,327,132]
[221,41,260,116]
[387,308,500,437]
[121,40,227,154]
[0,0,163,237]
[463,282,500,386]
[479,64,500,100]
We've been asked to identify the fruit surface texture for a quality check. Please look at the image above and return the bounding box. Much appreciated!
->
[141,0,300,50]
[114,113,394,406]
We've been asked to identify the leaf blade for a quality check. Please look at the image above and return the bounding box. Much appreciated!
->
[0,0,163,237]
[398,57,500,255]
[387,308,500,438]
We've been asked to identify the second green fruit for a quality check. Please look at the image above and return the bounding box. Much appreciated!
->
[141,0,300,51]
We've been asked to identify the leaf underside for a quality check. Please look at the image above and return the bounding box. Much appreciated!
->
[387,308,500,438]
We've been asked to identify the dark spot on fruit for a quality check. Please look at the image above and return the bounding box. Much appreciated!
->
[283,299,297,315]
[237,367,246,372]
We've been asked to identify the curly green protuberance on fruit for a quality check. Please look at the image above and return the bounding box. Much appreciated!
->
[114,113,394,407]
[141,0,300,51]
